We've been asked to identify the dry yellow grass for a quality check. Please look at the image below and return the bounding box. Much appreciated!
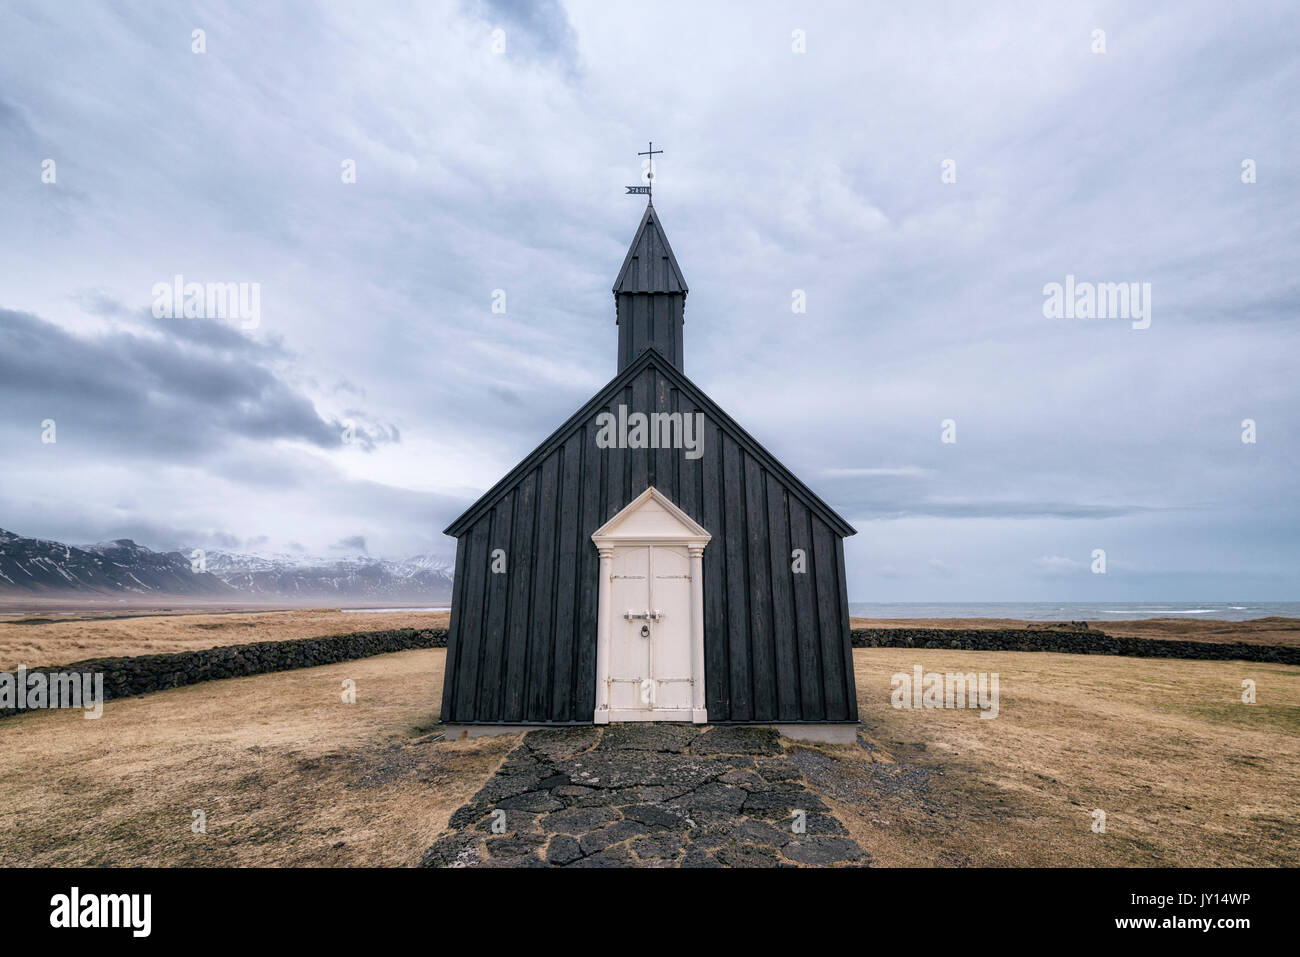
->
[5,608,1291,674]
[1,642,1295,867]
[830,649,1300,866]
[0,647,513,867]
[0,609,451,671]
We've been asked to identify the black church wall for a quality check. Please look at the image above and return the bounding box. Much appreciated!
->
[440,361,858,725]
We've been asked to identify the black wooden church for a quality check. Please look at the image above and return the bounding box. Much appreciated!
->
[440,198,858,734]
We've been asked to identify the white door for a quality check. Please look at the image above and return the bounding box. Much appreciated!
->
[591,486,710,724]
[608,544,693,715]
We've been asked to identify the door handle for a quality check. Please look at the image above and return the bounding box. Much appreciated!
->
[639,624,650,638]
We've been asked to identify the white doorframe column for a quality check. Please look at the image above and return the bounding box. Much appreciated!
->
[689,544,707,723]
[593,545,614,724]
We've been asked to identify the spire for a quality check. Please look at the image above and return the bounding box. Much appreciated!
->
[612,202,688,372]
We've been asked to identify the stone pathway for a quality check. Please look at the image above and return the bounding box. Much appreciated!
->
[420,724,869,868]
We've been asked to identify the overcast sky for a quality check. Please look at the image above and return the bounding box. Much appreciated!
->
[1,1,1297,601]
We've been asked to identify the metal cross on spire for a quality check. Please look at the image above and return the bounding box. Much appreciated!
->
[625,140,662,203]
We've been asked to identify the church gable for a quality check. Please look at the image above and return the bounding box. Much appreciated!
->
[444,348,855,540]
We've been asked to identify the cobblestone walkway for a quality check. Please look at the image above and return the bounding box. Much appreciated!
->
[420,724,869,868]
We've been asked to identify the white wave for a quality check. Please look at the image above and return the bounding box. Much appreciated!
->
[1101,608,1217,615]
[341,607,449,613]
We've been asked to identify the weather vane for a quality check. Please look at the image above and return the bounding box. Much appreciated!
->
[625,140,662,202]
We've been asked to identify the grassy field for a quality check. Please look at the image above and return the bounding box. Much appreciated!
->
[1,641,1295,867]
[833,649,1300,866]
[0,608,451,671]
[0,648,507,866]
[3,607,1294,674]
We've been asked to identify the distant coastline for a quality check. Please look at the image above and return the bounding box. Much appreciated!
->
[848,601,1300,623]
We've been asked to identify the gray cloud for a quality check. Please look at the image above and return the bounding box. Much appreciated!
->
[0,306,399,457]
[459,0,580,72]
[0,96,33,136]
[0,1,1296,598]
[840,501,1190,522]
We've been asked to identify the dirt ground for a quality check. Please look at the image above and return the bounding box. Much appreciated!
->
[0,648,510,867]
[0,609,451,670]
[1,645,1295,867]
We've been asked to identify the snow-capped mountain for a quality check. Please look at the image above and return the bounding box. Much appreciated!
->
[0,528,454,602]
[0,529,233,597]
[198,549,454,600]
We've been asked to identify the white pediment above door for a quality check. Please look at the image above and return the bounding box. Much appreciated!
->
[591,486,711,546]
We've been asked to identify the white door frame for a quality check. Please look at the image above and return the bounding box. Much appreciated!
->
[591,487,711,724]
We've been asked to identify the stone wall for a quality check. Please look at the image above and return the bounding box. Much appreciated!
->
[6,624,1294,720]
[0,627,448,718]
[850,628,1300,665]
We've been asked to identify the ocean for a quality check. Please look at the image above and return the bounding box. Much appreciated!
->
[846,602,1300,622]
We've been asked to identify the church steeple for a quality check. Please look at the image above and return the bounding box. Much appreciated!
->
[612,202,688,373]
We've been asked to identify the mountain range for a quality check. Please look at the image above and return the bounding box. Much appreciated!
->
[0,528,454,602]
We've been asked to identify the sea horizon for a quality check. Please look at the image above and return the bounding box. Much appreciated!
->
[846,601,1300,622]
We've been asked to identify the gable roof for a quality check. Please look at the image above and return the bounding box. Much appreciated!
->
[444,348,856,538]
[612,203,689,296]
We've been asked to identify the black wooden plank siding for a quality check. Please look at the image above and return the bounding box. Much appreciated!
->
[440,354,858,726]
[478,494,511,717]
[617,292,685,372]
[502,471,535,721]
